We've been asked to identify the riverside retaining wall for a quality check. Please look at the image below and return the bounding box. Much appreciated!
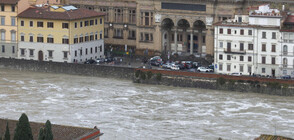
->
[0,58,293,96]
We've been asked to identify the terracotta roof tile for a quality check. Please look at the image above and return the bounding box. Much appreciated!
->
[0,0,19,4]
[18,6,105,20]
[284,15,294,23]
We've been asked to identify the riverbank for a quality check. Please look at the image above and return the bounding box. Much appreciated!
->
[0,58,293,96]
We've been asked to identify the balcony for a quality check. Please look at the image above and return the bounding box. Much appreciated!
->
[224,48,246,54]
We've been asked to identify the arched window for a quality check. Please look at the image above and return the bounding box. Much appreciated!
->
[283,45,288,55]
[283,58,288,68]
[62,35,69,44]
[47,34,54,43]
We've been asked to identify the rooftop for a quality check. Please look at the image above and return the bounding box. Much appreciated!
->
[18,5,105,20]
[0,0,18,4]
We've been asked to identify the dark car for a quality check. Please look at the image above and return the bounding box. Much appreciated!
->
[150,59,163,66]
[208,65,215,71]
[84,59,97,64]
[281,75,291,79]
[105,57,114,62]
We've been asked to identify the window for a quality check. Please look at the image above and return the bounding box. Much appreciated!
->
[90,34,94,41]
[283,58,288,67]
[100,7,109,22]
[85,35,89,41]
[11,17,15,26]
[21,49,25,56]
[219,28,223,34]
[114,28,123,38]
[271,45,276,52]
[95,33,98,40]
[262,68,265,73]
[262,44,266,52]
[21,35,24,41]
[272,57,275,64]
[104,28,108,38]
[283,45,288,55]
[1,5,4,11]
[219,54,223,60]
[37,21,43,27]
[248,56,252,62]
[240,43,244,51]
[240,29,244,35]
[240,56,244,61]
[47,22,54,28]
[74,37,78,44]
[30,21,33,27]
[128,30,136,39]
[219,42,223,48]
[79,35,84,43]
[100,32,102,39]
[1,45,4,52]
[63,51,68,59]
[262,56,266,64]
[248,44,253,50]
[248,30,252,35]
[140,11,153,26]
[262,32,266,38]
[90,20,94,26]
[140,32,153,42]
[62,23,69,29]
[84,21,89,27]
[11,5,15,12]
[1,30,5,41]
[11,31,16,41]
[272,32,276,39]
[86,48,88,55]
[227,55,231,60]
[62,38,69,44]
[227,64,231,71]
[80,21,83,27]
[47,37,54,43]
[12,46,15,53]
[80,49,82,55]
[227,29,231,34]
[129,9,136,24]
[95,47,97,53]
[29,35,33,42]
[90,48,93,54]
[29,49,34,56]
[1,16,5,25]
[75,22,77,28]
[114,8,124,23]
[248,66,252,73]
[100,45,102,52]
[21,21,24,26]
[75,50,77,57]
[100,18,102,24]
[240,65,243,72]
[95,19,98,25]
[48,50,53,58]
[219,64,223,71]
[37,36,44,42]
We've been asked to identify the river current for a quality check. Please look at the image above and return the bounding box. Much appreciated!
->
[0,68,293,140]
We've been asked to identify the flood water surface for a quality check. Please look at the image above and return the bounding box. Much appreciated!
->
[0,69,293,139]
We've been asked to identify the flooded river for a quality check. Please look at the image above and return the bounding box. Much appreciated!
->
[0,68,293,140]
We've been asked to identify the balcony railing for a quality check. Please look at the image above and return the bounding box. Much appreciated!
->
[224,48,246,54]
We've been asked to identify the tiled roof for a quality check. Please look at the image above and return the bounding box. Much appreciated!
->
[18,6,105,20]
[0,0,19,4]
[0,118,103,140]
[284,15,294,23]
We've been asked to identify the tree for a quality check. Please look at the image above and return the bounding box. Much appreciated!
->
[4,122,10,140]
[13,113,33,140]
[38,128,44,140]
[43,120,53,140]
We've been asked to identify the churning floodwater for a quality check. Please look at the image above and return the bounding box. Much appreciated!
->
[0,68,293,140]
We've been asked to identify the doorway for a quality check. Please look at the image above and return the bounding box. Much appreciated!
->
[38,51,43,61]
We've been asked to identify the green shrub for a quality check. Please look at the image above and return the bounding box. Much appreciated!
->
[146,71,153,79]
[217,77,226,85]
[228,79,236,85]
[282,84,289,89]
[266,82,281,89]
[156,73,162,81]
[237,80,245,83]
[140,71,146,80]
[135,70,141,78]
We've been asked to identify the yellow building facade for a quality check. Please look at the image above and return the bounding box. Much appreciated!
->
[18,5,105,63]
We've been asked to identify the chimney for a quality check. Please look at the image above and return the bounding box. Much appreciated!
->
[282,5,285,11]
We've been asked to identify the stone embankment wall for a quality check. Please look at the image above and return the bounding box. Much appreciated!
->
[0,58,293,96]
[0,58,134,79]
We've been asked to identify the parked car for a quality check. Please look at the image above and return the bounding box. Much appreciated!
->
[150,56,162,61]
[150,59,163,66]
[171,65,180,70]
[231,72,242,76]
[84,59,97,64]
[192,62,201,68]
[162,63,173,69]
[281,75,291,79]
[96,58,105,63]
[197,67,213,72]
[104,57,114,62]
[181,61,193,69]
[208,65,215,71]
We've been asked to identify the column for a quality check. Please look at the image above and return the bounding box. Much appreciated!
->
[174,28,177,53]
[198,31,202,54]
[190,31,193,54]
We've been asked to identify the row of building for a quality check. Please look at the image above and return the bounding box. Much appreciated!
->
[0,0,105,63]
[214,4,294,77]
